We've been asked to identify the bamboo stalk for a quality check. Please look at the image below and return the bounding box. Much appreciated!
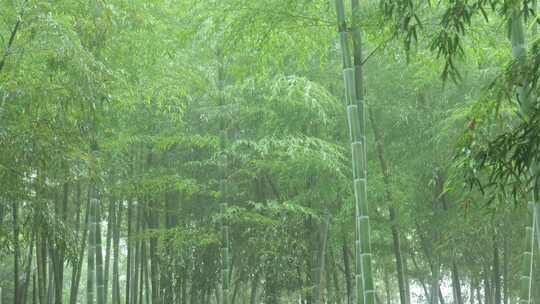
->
[334,1,375,303]
[510,3,538,303]
[518,224,534,304]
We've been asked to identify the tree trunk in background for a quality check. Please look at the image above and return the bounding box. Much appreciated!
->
[451,262,463,304]
[383,268,391,304]
[492,231,501,304]
[125,200,133,304]
[144,249,150,304]
[13,202,21,304]
[330,246,342,304]
[181,269,187,304]
[368,106,408,304]
[469,279,474,304]
[483,267,491,304]
[88,194,96,304]
[306,225,314,304]
[36,226,47,304]
[149,205,161,304]
[55,177,69,304]
[403,253,411,304]
[438,287,446,304]
[410,253,430,303]
[477,284,483,304]
[311,213,329,304]
[112,202,121,304]
[138,237,144,304]
[22,230,35,304]
[70,188,90,304]
[33,274,37,304]
[104,199,115,304]
[342,236,353,304]
[431,263,440,304]
[502,234,509,304]
[47,246,54,304]
[96,199,106,304]
[318,214,330,303]
[131,203,141,304]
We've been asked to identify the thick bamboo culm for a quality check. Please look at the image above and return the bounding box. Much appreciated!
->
[334,1,375,304]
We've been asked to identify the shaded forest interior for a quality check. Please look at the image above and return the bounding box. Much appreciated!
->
[1,0,540,304]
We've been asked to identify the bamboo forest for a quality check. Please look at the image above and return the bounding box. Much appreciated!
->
[1,0,540,303]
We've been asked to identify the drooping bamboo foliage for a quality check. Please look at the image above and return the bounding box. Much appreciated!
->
[334,1,375,303]
[3,1,540,304]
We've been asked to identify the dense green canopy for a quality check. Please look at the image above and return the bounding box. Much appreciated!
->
[0,0,539,304]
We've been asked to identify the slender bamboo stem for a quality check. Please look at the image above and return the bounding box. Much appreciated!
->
[334,1,374,303]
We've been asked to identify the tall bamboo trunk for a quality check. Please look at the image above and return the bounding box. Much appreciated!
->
[510,3,539,302]
[334,1,375,303]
